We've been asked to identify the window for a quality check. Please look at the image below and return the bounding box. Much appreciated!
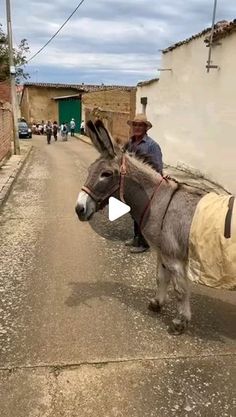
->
[140,97,147,114]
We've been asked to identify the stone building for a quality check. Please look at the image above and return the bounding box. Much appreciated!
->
[20,83,136,141]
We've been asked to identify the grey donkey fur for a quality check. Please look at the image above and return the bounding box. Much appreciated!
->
[75,120,205,334]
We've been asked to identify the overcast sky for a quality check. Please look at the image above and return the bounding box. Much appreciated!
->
[1,0,235,85]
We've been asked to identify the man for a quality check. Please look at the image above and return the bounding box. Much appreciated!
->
[61,123,69,141]
[70,118,76,136]
[80,119,85,135]
[52,121,58,141]
[40,121,44,135]
[125,113,163,253]
[45,121,52,145]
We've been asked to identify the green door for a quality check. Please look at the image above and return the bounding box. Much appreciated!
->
[58,98,81,133]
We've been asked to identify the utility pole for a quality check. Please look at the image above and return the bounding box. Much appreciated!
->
[206,0,218,72]
[6,0,20,154]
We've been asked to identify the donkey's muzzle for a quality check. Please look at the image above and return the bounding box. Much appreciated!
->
[75,203,86,220]
[76,190,97,221]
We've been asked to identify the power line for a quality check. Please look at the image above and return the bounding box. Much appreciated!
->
[27,0,86,63]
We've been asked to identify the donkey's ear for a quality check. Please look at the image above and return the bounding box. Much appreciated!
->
[86,120,107,155]
[94,119,116,157]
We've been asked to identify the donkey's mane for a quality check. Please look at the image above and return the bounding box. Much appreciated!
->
[131,150,159,171]
[126,152,205,197]
[126,152,160,184]
[93,151,205,197]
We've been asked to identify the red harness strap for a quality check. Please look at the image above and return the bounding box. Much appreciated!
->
[81,185,100,202]
[139,177,165,230]
[119,153,127,203]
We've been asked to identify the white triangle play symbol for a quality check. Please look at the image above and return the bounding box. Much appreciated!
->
[108,197,130,221]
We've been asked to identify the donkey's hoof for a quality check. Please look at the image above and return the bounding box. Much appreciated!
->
[148,299,162,313]
[168,318,188,335]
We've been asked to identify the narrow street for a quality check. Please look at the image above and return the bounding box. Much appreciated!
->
[0,136,235,417]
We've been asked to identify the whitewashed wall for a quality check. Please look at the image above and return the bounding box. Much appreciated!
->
[137,33,236,194]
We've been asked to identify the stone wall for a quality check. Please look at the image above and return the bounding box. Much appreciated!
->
[83,88,136,144]
[0,101,12,163]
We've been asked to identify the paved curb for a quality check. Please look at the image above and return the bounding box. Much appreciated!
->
[75,134,92,146]
[0,145,33,209]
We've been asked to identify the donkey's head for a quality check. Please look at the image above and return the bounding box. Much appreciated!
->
[75,120,123,221]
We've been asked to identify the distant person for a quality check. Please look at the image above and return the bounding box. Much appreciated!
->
[61,123,68,141]
[38,123,43,135]
[32,123,37,134]
[80,120,85,135]
[52,121,58,141]
[60,123,64,138]
[70,118,76,136]
[46,121,52,144]
[40,120,45,135]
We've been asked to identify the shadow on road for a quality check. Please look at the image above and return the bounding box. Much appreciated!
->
[65,280,236,342]
[88,208,133,241]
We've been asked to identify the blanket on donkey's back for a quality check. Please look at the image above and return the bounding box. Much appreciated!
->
[187,192,236,290]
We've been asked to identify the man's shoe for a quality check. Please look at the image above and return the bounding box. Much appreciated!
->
[125,237,137,247]
[130,245,149,253]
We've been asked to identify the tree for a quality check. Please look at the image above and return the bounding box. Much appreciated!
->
[0,24,30,84]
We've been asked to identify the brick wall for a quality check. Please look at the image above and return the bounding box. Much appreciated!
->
[83,88,136,144]
[0,81,11,103]
[0,101,12,163]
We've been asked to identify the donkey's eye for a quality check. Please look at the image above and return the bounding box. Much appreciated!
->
[101,171,113,178]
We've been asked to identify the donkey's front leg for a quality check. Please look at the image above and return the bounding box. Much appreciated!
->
[149,261,171,313]
[168,259,191,335]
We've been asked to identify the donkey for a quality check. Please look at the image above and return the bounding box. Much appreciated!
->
[75,120,235,334]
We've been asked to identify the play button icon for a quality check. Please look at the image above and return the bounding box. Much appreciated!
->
[108,197,130,221]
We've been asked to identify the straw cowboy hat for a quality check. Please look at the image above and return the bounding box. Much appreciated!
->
[127,113,152,130]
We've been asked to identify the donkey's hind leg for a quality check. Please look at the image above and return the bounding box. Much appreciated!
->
[168,259,191,335]
[148,261,171,313]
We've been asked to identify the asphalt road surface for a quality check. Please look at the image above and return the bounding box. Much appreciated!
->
[0,135,235,417]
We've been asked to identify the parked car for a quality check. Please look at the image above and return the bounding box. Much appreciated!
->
[18,121,32,139]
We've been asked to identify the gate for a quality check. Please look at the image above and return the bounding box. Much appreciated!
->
[58,98,81,133]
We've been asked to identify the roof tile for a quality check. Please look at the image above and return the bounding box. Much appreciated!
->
[137,78,159,87]
[162,19,236,54]
[23,82,135,92]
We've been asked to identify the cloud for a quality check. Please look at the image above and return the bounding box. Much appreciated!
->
[0,0,235,84]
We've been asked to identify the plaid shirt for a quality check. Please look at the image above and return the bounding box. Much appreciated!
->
[126,134,163,174]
